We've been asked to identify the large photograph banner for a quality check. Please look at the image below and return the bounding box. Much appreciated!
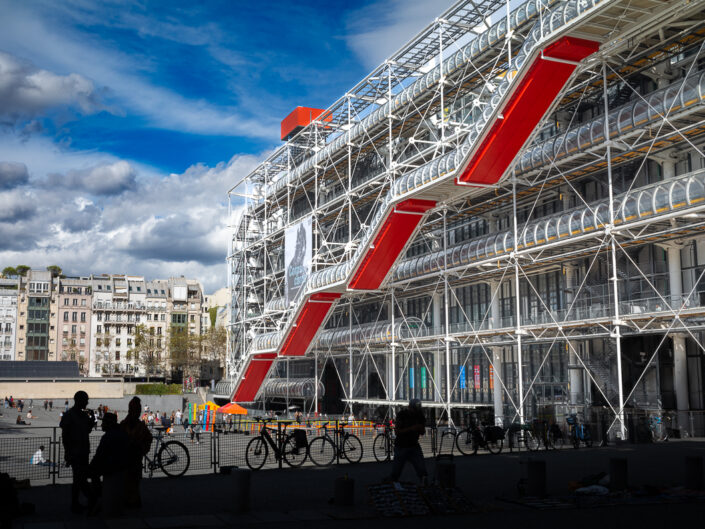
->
[285,217,312,304]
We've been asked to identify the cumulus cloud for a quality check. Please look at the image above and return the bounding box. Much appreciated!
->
[0,150,261,292]
[0,161,29,189]
[62,203,100,233]
[0,50,104,125]
[47,160,137,196]
[0,189,35,223]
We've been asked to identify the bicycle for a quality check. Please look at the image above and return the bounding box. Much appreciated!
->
[566,413,592,448]
[506,423,540,452]
[373,422,395,462]
[145,427,190,478]
[308,422,363,466]
[545,423,565,449]
[455,423,504,455]
[245,417,307,470]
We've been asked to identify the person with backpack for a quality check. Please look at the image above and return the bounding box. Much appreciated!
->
[385,399,428,484]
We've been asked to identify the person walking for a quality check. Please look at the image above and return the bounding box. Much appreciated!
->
[49,400,53,411]
[60,391,97,513]
[120,397,152,509]
[386,399,428,484]
[43,400,48,411]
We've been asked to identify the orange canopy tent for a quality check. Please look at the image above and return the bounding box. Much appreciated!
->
[216,402,248,415]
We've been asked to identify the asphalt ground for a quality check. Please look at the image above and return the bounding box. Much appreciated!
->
[6,434,705,529]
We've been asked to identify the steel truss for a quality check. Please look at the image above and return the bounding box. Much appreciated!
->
[221,0,705,440]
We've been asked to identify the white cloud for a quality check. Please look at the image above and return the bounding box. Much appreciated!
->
[344,0,455,70]
[0,161,29,189]
[0,141,261,292]
[0,50,103,125]
[47,160,137,196]
[0,8,279,139]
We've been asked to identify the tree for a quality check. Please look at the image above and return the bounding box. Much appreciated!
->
[168,327,201,380]
[131,324,166,382]
[202,326,227,367]
[46,265,63,278]
[15,265,30,277]
[2,266,16,278]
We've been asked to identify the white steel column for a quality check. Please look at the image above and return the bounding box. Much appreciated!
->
[443,209,452,422]
[433,292,443,402]
[603,62,626,439]
[390,289,396,410]
[667,244,689,430]
[490,280,503,425]
[512,175,524,424]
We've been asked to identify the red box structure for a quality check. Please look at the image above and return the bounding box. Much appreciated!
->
[281,107,329,141]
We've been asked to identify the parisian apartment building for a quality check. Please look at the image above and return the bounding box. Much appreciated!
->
[4,270,210,378]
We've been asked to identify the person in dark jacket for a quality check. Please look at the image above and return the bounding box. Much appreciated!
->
[89,412,128,509]
[60,391,96,513]
[120,397,152,508]
[386,399,428,483]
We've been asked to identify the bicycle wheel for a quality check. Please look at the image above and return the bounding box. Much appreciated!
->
[525,431,540,452]
[308,436,336,466]
[282,433,307,468]
[486,437,503,454]
[157,441,190,477]
[373,434,389,462]
[342,434,363,464]
[245,436,269,470]
[455,429,477,456]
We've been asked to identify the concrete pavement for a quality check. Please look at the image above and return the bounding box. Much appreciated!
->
[9,440,705,528]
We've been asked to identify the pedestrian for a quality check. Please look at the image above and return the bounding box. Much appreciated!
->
[60,390,97,513]
[10,395,14,407]
[31,445,52,466]
[120,397,153,508]
[18,400,23,413]
[64,400,69,413]
[89,412,129,514]
[385,399,428,484]
[44,400,48,411]
[3,396,8,408]
[49,400,53,411]
[183,414,190,432]
[29,399,33,409]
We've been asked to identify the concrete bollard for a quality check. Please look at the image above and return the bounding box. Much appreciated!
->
[609,458,628,490]
[334,476,355,506]
[685,456,703,490]
[230,469,251,513]
[101,471,126,517]
[526,460,546,498]
[436,457,455,488]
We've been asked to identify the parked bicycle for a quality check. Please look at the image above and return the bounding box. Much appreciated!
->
[373,421,395,462]
[545,423,565,449]
[506,423,540,452]
[145,426,190,478]
[566,413,592,448]
[245,417,308,470]
[308,422,363,466]
[455,422,505,455]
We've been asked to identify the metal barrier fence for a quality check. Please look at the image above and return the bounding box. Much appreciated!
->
[2,412,704,484]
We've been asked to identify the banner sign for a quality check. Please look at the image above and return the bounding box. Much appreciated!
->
[474,365,480,390]
[459,366,466,389]
[489,365,494,390]
[285,217,312,304]
[409,367,415,389]
[421,367,427,389]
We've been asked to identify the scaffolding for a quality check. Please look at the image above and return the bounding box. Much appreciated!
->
[217,0,705,440]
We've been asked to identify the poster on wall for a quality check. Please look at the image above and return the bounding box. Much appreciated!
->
[473,365,480,390]
[285,216,312,304]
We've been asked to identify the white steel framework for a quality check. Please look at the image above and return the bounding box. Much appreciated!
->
[218,0,705,439]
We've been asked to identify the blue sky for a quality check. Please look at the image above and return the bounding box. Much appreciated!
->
[0,0,451,291]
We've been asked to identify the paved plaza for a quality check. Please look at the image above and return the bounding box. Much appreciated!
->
[5,421,705,529]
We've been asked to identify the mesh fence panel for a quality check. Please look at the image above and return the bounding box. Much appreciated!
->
[0,432,53,481]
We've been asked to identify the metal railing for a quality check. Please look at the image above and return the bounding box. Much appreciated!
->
[3,412,704,483]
